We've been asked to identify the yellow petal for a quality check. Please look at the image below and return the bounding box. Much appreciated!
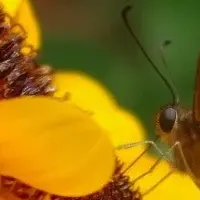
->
[14,0,40,49]
[1,0,40,49]
[94,108,145,145]
[0,97,115,197]
[53,71,145,154]
[0,0,22,16]
[54,71,117,112]
[143,161,200,200]
[118,146,200,200]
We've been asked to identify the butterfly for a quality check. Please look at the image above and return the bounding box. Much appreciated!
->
[118,4,200,194]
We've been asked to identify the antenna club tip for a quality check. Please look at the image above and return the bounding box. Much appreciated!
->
[162,40,172,47]
[122,5,132,15]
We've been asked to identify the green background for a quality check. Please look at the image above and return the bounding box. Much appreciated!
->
[35,0,200,150]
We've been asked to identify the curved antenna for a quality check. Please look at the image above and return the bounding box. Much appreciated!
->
[121,5,179,105]
[159,40,180,103]
[159,40,172,70]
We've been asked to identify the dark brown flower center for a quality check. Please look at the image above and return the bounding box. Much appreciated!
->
[0,7,55,99]
[1,161,141,200]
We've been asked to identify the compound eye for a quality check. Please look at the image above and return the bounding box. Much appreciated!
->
[159,107,177,133]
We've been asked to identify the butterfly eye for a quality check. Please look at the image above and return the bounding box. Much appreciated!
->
[158,107,177,133]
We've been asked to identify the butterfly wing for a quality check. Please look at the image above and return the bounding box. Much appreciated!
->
[193,55,200,123]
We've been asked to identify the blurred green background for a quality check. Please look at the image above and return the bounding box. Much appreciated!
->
[33,0,200,146]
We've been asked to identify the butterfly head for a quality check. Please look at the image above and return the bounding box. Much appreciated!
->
[156,104,178,142]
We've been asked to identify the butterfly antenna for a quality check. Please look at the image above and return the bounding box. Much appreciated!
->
[121,5,179,105]
[159,40,179,103]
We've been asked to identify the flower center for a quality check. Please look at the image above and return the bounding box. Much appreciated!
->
[0,7,55,99]
[1,160,141,200]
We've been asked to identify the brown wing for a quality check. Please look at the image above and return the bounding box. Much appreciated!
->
[193,54,200,124]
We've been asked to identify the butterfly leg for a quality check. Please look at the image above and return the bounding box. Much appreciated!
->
[117,140,164,156]
[117,140,175,195]
[167,141,195,180]
[132,147,174,195]
[117,140,168,174]
[142,170,173,196]
[142,140,196,196]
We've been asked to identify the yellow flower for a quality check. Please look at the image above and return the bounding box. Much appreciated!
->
[1,0,200,200]
[0,0,115,197]
[54,72,200,200]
